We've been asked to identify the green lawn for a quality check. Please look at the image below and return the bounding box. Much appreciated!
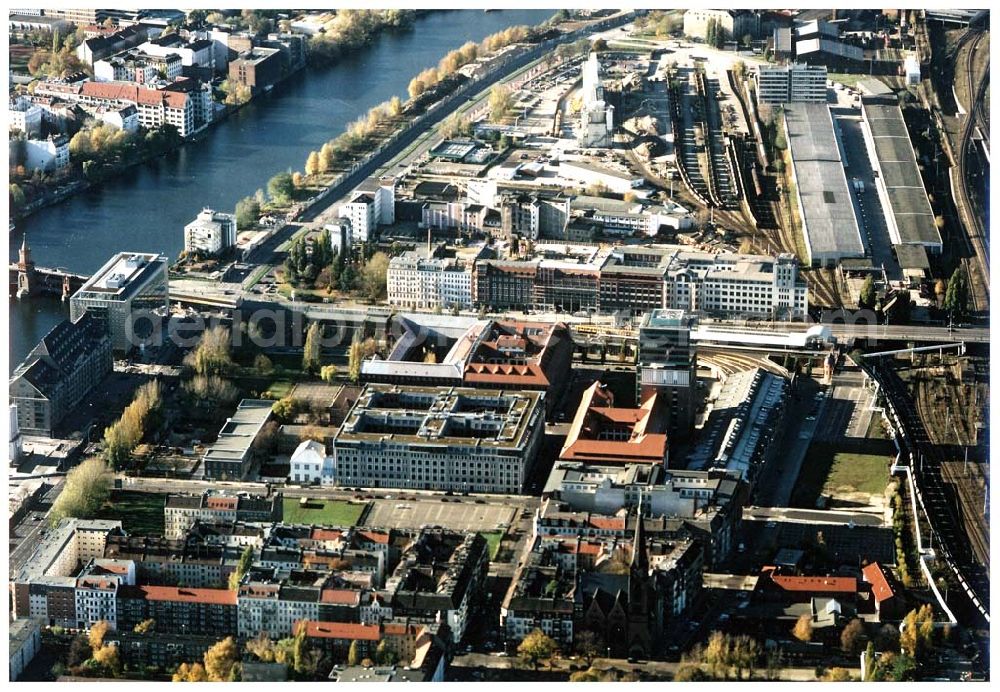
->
[479,531,504,561]
[96,490,165,535]
[263,379,296,399]
[282,498,365,527]
[828,72,863,88]
[791,442,891,508]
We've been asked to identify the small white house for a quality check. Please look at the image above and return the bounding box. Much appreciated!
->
[289,439,327,485]
[24,135,69,172]
[903,54,920,86]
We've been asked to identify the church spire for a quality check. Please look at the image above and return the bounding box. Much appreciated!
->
[631,494,648,573]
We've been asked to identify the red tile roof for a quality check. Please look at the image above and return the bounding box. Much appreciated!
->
[320,588,361,605]
[122,585,237,606]
[589,517,625,531]
[862,562,897,604]
[311,529,343,542]
[356,530,390,545]
[294,620,379,641]
[80,81,188,110]
[762,567,857,594]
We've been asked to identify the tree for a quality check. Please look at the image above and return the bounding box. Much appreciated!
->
[792,613,813,643]
[840,619,865,656]
[347,640,361,666]
[245,632,276,662]
[185,325,233,376]
[272,396,301,422]
[133,618,156,634]
[704,631,732,679]
[228,546,254,590]
[358,252,390,302]
[517,629,558,670]
[305,151,321,177]
[591,38,608,52]
[823,667,852,681]
[488,85,514,123]
[92,644,120,676]
[675,664,710,681]
[235,196,261,227]
[387,95,403,117]
[203,637,239,681]
[899,605,934,658]
[303,322,322,373]
[268,171,295,205]
[573,630,602,666]
[88,620,110,651]
[173,661,209,682]
[569,669,602,681]
[375,640,397,665]
[320,364,338,383]
[730,634,760,680]
[49,457,112,525]
[10,183,27,212]
[859,275,876,309]
[184,375,238,407]
[253,353,274,375]
[943,266,968,318]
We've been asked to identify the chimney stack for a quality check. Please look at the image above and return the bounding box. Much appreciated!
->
[427,228,432,258]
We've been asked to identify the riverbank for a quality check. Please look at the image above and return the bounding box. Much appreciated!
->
[10,14,420,223]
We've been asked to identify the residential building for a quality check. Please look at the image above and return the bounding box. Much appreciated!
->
[862,562,906,621]
[385,531,488,644]
[78,81,195,137]
[74,558,137,630]
[683,10,759,43]
[332,385,545,493]
[103,534,246,588]
[9,95,43,136]
[116,585,238,636]
[11,519,122,621]
[560,381,669,467]
[228,47,283,94]
[140,33,215,71]
[94,49,183,83]
[24,135,70,172]
[499,193,570,241]
[9,618,41,682]
[201,400,275,480]
[338,193,376,244]
[184,207,238,256]
[69,252,169,352]
[164,490,282,539]
[637,310,699,440]
[91,104,140,132]
[76,25,148,66]
[10,312,113,436]
[754,64,828,104]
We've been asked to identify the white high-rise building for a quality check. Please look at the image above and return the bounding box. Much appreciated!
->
[755,64,827,104]
[578,53,614,147]
[184,208,237,256]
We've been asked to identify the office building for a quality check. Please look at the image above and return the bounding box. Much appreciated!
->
[637,310,699,440]
[228,47,283,94]
[200,400,275,480]
[184,207,237,256]
[683,9,759,42]
[755,64,827,104]
[332,385,545,493]
[578,52,614,147]
[69,252,168,352]
[559,381,669,467]
[10,312,113,436]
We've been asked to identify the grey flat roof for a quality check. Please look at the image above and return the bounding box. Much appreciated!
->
[894,244,930,270]
[862,103,942,247]
[784,103,865,262]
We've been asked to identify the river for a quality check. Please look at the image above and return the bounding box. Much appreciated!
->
[9,9,555,370]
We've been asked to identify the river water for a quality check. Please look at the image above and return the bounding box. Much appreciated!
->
[9,9,555,370]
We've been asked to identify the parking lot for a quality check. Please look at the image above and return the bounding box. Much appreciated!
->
[363,497,517,532]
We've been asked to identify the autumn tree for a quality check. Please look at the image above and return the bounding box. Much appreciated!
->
[268,171,295,206]
[173,662,209,682]
[88,620,110,651]
[320,364,338,383]
[674,664,710,681]
[375,640,398,665]
[859,275,876,309]
[92,644,121,676]
[792,613,813,643]
[347,639,361,666]
[204,636,240,681]
[185,325,233,376]
[303,322,323,373]
[271,396,301,422]
[133,618,156,634]
[517,628,558,670]
[488,85,514,123]
[305,151,321,177]
[899,605,935,658]
[228,546,254,590]
[358,252,390,302]
[49,456,112,525]
[704,631,732,679]
[840,618,866,656]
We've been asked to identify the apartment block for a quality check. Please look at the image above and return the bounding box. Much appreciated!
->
[164,491,282,539]
[184,207,237,256]
[755,64,828,104]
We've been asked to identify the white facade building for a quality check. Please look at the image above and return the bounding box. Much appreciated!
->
[24,136,69,172]
[755,64,828,104]
[9,95,42,137]
[904,54,921,86]
[289,439,328,485]
[9,404,22,464]
[338,193,376,244]
[93,105,140,132]
[184,207,237,256]
[578,53,614,148]
[387,251,473,311]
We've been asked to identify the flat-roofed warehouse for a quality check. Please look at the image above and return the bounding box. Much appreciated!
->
[783,103,865,268]
[859,101,943,255]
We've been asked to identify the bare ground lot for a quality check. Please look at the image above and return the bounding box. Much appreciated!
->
[363,497,516,532]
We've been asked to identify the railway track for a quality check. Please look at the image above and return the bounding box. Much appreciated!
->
[865,357,990,623]
[955,30,990,314]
